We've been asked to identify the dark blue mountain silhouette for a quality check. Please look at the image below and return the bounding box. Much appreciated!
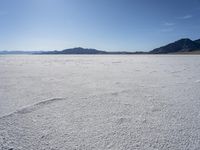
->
[150,38,200,54]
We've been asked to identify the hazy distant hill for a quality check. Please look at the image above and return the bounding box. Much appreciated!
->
[41,47,144,55]
[42,47,107,54]
[150,38,200,54]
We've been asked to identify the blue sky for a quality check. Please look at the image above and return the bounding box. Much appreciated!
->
[0,0,200,51]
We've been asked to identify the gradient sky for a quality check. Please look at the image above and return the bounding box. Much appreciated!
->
[0,0,200,51]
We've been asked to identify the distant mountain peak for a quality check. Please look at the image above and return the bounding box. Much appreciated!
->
[150,38,200,54]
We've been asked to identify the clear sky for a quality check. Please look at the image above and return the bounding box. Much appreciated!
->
[0,0,200,51]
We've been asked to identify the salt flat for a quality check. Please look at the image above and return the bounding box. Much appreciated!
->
[0,55,200,150]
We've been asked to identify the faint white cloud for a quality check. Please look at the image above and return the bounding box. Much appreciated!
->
[179,15,193,19]
[164,22,175,26]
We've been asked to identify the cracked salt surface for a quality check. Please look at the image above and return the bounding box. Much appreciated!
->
[0,55,200,150]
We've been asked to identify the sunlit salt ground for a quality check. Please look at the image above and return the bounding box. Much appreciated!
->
[0,55,200,150]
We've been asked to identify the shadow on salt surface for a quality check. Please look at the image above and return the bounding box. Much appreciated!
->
[0,89,131,120]
[0,98,65,119]
[195,80,200,83]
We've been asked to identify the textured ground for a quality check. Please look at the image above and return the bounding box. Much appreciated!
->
[0,55,200,150]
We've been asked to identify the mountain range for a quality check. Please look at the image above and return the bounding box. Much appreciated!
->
[1,38,200,54]
[39,38,200,54]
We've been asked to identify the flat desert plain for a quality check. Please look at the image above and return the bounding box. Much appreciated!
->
[0,55,200,150]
